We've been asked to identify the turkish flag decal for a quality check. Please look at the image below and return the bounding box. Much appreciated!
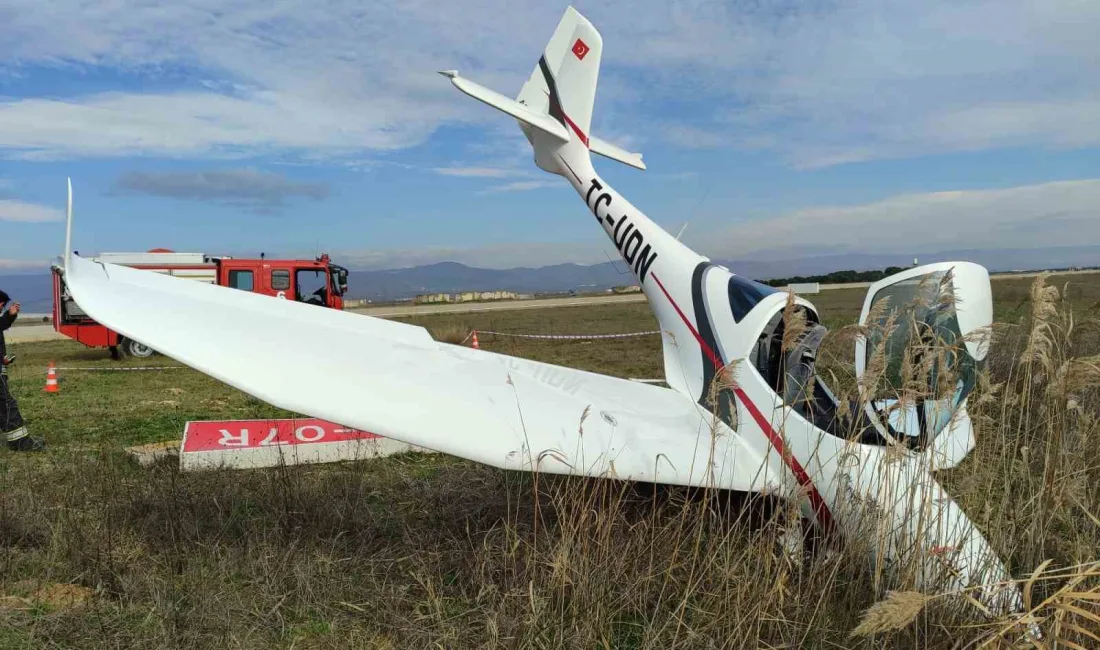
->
[572,38,590,60]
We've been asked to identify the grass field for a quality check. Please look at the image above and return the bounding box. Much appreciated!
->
[1,272,1097,648]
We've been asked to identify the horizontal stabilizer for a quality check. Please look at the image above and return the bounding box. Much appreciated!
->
[590,136,645,170]
[440,71,569,142]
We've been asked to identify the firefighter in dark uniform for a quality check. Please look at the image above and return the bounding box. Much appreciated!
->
[1,290,45,451]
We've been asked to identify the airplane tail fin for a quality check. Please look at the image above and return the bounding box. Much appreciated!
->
[517,6,601,145]
[441,6,644,171]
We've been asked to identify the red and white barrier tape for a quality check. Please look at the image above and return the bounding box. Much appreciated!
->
[473,330,661,341]
[50,330,661,369]
[54,366,187,371]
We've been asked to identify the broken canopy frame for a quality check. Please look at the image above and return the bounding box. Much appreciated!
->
[60,5,1025,619]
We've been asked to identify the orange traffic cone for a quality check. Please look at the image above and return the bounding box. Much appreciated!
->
[44,362,59,394]
[471,331,480,349]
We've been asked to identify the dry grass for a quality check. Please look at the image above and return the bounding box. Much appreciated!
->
[851,591,934,638]
[0,272,1097,648]
[427,323,473,345]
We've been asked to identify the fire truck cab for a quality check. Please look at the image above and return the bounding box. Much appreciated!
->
[53,249,349,358]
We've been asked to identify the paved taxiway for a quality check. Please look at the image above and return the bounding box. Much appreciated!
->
[10,268,1095,345]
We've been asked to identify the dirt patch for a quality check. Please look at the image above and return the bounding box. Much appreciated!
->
[0,595,32,611]
[1,583,94,611]
[125,439,181,467]
[140,399,180,407]
[31,584,94,609]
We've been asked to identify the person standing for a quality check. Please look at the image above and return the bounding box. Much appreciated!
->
[0,290,45,451]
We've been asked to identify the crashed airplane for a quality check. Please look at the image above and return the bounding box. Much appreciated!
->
[61,6,1024,618]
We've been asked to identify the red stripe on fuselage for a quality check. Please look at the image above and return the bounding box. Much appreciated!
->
[650,273,834,531]
[651,273,719,363]
[562,113,589,148]
[732,385,834,531]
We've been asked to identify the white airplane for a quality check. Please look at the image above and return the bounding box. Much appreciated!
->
[61,6,1024,618]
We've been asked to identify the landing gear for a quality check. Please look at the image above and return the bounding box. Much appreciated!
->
[120,338,155,358]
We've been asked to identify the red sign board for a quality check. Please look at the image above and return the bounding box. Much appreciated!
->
[182,418,380,453]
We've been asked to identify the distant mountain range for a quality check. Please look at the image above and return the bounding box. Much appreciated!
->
[342,245,1099,301]
[3,245,1097,311]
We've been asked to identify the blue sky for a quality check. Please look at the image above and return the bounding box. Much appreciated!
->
[1,0,1098,272]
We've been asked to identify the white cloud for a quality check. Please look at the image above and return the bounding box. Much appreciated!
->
[0,1,1095,165]
[702,0,1100,166]
[433,167,525,178]
[0,199,64,222]
[0,1,521,160]
[478,180,559,194]
[0,258,49,271]
[702,179,1100,257]
[433,163,556,192]
[328,178,1100,268]
[0,89,459,160]
[910,100,1100,154]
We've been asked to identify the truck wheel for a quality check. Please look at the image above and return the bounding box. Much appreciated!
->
[124,338,155,358]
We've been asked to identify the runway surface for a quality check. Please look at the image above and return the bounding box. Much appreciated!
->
[9,268,1095,345]
[347,292,648,318]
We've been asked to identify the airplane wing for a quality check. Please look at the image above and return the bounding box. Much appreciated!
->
[63,252,771,490]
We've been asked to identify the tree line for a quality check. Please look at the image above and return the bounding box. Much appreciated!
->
[760,266,909,287]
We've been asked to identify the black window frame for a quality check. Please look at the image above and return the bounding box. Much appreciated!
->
[270,269,291,291]
[295,268,328,304]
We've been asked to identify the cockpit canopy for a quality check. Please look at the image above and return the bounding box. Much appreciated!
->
[753,262,993,456]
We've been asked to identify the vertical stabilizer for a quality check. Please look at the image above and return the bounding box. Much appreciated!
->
[441,6,642,169]
[516,6,602,145]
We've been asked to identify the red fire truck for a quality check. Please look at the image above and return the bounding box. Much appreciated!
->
[52,249,349,358]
